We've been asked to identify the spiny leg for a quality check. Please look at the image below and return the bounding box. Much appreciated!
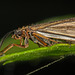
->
[0,43,29,56]
[32,33,58,47]
[32,34,48,47]
[0,44,12,56]
[0,38,29,56]
[33,33,58,43]
[49,39,58,45]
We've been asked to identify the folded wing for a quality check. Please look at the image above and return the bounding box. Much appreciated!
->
[31,18,75,41]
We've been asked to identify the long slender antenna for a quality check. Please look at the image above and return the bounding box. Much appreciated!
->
[0,30,15,48]
[26,56,64,75]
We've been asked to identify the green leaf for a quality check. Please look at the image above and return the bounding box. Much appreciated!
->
[0,42,75,65]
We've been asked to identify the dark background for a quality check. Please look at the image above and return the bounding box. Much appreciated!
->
[0,1,75,37]
[0,1,75,75]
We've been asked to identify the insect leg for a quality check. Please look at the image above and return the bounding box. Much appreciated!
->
[0,38,29,56]
[69,41,71,48]
[33,33,58,43]
[29,32,44,47]
[32,33,58,46]
[0,43,29,56]
[20,38,23,45]
[26,56,64,75]
[32,34,48,47]
[24,36,29,48]
[0,44,13,56]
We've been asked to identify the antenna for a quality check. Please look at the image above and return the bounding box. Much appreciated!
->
[0,30,15,48]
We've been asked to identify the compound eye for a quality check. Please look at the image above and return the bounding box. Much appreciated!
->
[18,31,22,36]
[18,34,21,36]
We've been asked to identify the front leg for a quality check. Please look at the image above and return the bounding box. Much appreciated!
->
[0,38,29,56]
[0,43,29,56]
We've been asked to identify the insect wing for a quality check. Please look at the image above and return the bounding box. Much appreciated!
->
[36,31,75,41]
[38,21,75,37]
[32,18,75,41]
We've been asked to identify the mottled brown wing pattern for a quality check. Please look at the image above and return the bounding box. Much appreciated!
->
[31,18,75,41]
[30,18,75,31]
[38,21,75,37]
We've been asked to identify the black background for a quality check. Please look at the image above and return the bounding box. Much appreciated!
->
[0,1,75,75]
[0,1,75,37]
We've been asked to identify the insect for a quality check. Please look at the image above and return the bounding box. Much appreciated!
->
[0,17,75,75]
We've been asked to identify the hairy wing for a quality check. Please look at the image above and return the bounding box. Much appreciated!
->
[31,18,75,41]
[36,31,75,41]
[38,21,75,37]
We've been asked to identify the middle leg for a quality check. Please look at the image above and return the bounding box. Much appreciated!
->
[32,32,58,47]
